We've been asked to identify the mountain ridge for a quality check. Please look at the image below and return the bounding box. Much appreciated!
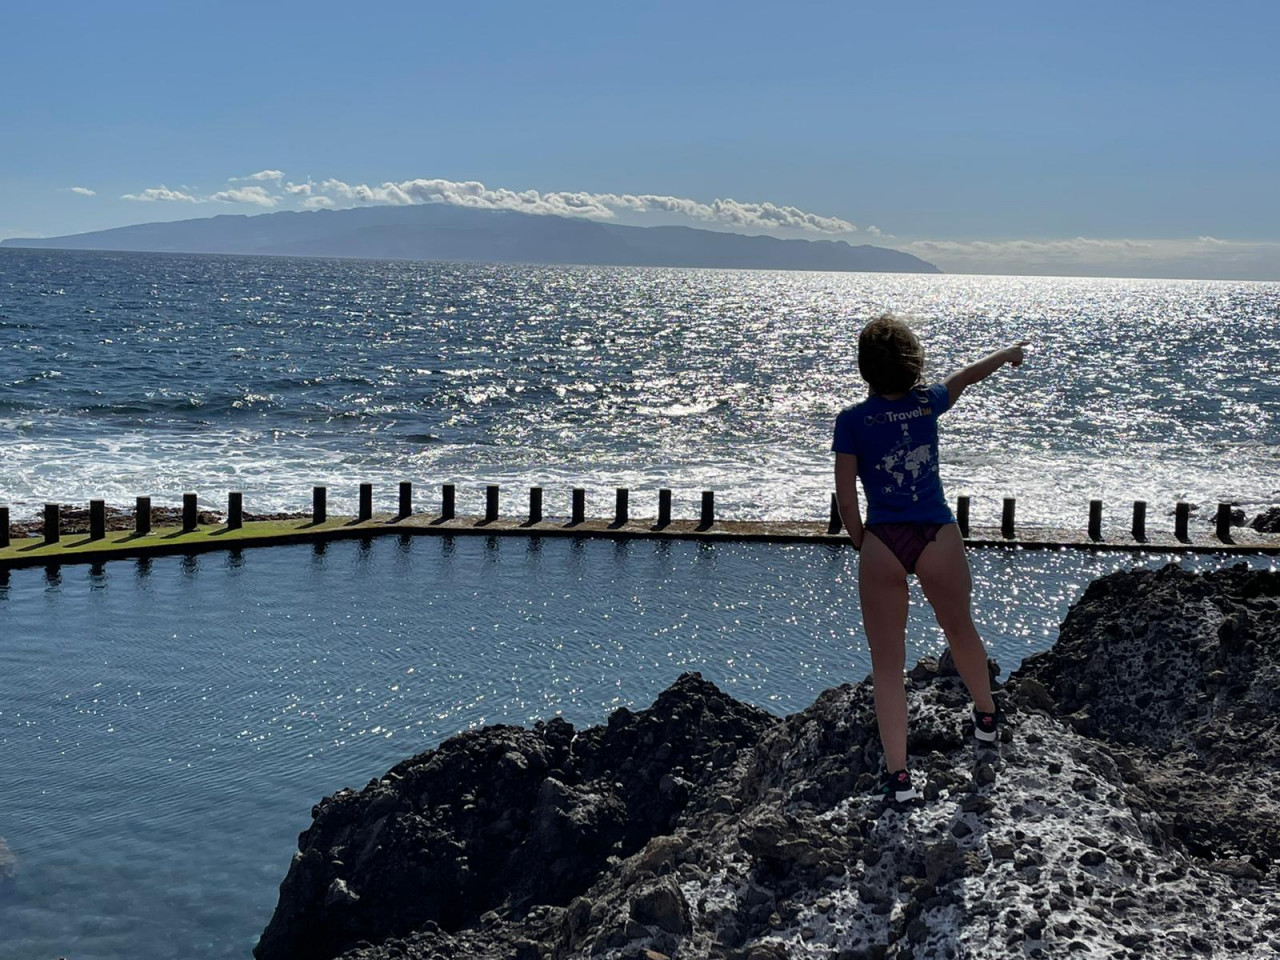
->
[1,203,941,273]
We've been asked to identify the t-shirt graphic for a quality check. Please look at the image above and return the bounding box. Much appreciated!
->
[879,426,934,495]
[831,383,954,525]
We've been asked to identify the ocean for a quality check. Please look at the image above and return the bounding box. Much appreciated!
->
[1,248,1279,958]
[3,248,1277,530]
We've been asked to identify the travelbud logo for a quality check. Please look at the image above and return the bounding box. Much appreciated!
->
[865,406,932,426]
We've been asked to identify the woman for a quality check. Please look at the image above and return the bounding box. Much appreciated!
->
[832,314,1027,801]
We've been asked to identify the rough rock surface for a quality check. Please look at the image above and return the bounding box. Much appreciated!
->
[255,675,772,960]
[1252,507,1280,533]
[257,564,1280,960]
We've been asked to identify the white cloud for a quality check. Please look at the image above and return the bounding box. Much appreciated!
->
[121,185,200,203]
[116,169,860,236]
[309,176,857,234]
[901,236,1280,280]
[232,169,285,182]
[210,186,280,208]
[69,186,96,196]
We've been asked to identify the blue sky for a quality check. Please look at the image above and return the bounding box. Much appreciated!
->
[2,1,1277,278]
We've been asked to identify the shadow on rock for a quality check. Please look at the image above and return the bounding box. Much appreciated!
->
[254,673,774,960]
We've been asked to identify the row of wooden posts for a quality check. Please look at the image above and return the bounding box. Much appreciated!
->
[0,483,1247,549]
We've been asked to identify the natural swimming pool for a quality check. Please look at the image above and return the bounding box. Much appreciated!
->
[0,536,1272,959]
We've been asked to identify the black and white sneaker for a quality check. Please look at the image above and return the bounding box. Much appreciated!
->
[973,707,999,744]
[880,768,921,803]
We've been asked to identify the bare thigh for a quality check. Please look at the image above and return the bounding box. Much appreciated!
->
[859,530,909,668]
[913,523,976,635]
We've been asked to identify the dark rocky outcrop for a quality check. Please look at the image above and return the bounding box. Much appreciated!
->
[258,564,1280,960]
[255,675,772,960]
[1252,507,1280,533]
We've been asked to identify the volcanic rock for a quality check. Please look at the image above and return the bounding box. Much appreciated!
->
[255,673,772,960]
[1011,562,1280,866]
[1252,507,1280,533]
[258,564,1280,960]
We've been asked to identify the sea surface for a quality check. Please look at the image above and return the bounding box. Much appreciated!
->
[0,537,1273,959]
[1,250,1279,958]
[2,248,1278,530]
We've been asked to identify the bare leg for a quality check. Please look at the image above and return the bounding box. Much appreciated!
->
[858,531,910,772]
[915,523,996,713]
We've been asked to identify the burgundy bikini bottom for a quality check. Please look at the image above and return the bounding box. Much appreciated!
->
[865,522,946,574]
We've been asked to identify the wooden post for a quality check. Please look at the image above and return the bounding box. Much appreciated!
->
[1088,500,1103,541]
[615,488,629,525]
[1131,501,1147,542]
[1216,502,1233,542]
[956,496,970,538]
[441,483,456,520]
[0,506,8,549]
[136,496,151,536]
[44,503,60,544]
[399,481,413,519]
[571,487,585,525]
[486,484,500,522]
[90,499,106,540]
[313,486,327,524]
[359,483,373,521]
[227,492,243,530]
[657,489,672,528]
[1001,498,1016,539]
[183,493,198,532]
[1175,502,1190,542]
[700,490,715,529]
[529,487,543,524]
[828,493,841,535]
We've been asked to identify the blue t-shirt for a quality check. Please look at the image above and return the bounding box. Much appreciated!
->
[832,383,954,525]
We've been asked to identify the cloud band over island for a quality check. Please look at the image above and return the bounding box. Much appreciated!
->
[116,170,868,237]
[52,170,1280,280]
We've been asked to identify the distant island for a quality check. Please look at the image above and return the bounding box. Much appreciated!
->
[1,203,941,273]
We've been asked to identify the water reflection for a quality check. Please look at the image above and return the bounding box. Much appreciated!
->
[0,534,1272,960]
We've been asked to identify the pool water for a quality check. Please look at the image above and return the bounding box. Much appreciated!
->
[0,536,1270,958]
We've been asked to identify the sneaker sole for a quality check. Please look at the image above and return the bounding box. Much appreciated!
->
[974,727,997,743]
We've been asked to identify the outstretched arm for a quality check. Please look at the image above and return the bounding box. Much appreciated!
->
[945,340,1029,407]
[834,453,864,549]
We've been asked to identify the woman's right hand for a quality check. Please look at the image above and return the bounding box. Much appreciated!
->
[1005,341,1030,366]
